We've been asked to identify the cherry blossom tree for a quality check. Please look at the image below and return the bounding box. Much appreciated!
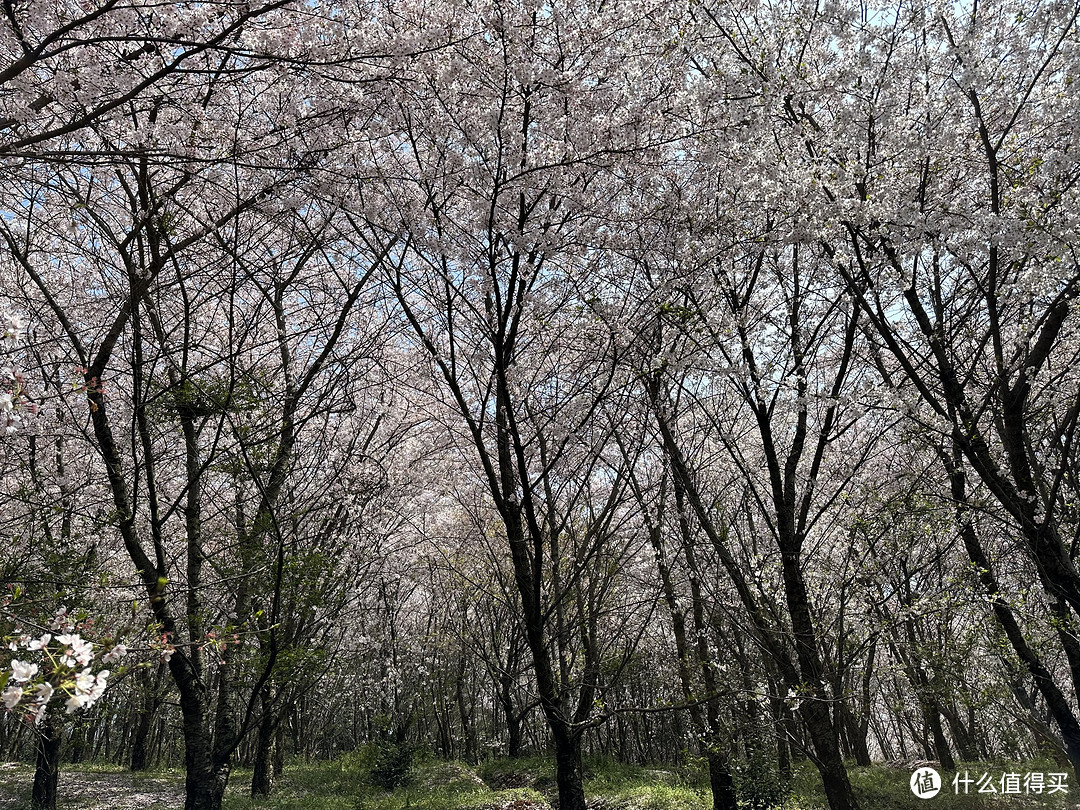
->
[0,47,399,805]
[755,0,1080,773]
[365,0,689,806]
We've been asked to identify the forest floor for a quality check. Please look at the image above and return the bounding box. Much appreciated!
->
[0,754,1078,810]
[0,760,183,808]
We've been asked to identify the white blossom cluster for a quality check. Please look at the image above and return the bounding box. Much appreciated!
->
[0,308,26,434]
[2,610,125,724]
[0,310,22,350]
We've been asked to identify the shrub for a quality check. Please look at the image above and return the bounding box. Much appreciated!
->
[370,742,415,790]
[731,754,788,810]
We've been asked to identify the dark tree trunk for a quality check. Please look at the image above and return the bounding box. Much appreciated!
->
[842,707,871,768]
[86,371,231,810]
[706,749,738,810]
[939,702,976,761]
[251,689,276,798]
[130,710,153,772]
[455,656,476,763]
[273,721,286,778]
[399,254,616,810]
[552,728,586,810]
[844,638,875,767]
[652,383,860,810]
[776,729,792,780]
[780,549,861,810]
[176,664,228,810]
[800,698,860,810]
[645,473,738,810]
[130,665,161,771]
[923,700,955,771]
[502,493,595,810]
[31,712,62,810]
[506,705,523,758]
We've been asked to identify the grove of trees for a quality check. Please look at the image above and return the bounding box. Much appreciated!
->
[1,1,1079,810]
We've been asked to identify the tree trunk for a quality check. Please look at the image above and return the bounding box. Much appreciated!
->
[780,550,861,810]
[706,748,738,810]
[651,473,738,810]
[31,712,62,810]
[923,700,955,771]
[652,395,858,809]
[939,702,976,761]
[552,727,586,810]
[776,729,792,780]
[251,688,276,798]
[130,664,161,771]
[506,703,523,758]
[455,656,476,763]
[846,639,875,767]
[842,706,871,767]
[130,710,154,772]
[502,496,593,810]
[799,698,860,810]
[176,665,228,810]
[273,720,286,778]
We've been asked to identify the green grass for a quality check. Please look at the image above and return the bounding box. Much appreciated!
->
[219,754,700,810]
[221,755,553,810]
[7,753,1076,810]
[477,755,554,787]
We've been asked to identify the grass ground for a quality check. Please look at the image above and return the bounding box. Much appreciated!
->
[0,753,1078,810]
[219,753,1080,810]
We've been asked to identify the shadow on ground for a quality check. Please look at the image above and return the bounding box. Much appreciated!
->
[0,762,183,809]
